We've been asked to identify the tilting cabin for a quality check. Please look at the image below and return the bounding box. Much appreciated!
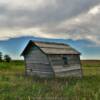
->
[21,40,82,77]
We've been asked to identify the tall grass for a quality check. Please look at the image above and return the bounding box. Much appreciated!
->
[0,60,100,100]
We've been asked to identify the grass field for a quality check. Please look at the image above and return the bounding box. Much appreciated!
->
[0,60,100,100]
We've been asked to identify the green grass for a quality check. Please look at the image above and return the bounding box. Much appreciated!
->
[0,60,100,100]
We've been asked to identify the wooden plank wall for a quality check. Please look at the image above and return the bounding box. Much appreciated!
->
[48,54,82,77]
[24,46,54,77]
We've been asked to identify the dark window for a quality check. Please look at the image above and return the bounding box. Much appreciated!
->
[63,56,68,65]
[30,69,32,72]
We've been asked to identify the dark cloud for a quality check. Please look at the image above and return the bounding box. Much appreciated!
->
[0,0,100,28]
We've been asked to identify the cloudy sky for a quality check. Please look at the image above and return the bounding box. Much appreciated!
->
[0,0,100,59]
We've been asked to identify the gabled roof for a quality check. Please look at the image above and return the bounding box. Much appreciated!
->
[21,40,81,56]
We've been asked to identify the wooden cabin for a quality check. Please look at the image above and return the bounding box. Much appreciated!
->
[21,40,82,77]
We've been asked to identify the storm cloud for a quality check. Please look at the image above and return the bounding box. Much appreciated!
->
[0,0,100,46]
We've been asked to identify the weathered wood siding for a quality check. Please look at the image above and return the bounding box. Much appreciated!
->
[24,46,54,77]
[48,54,82,77]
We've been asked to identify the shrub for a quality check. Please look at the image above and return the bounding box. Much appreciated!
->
[4,55,11,63]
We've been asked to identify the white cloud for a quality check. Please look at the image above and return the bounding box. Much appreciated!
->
[48,4,100,45]
[88,5,100,15]
[0,0,100,47]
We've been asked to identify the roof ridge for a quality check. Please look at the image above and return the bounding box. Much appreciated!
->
[31,40,69,46]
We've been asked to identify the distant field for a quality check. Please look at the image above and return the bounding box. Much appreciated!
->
[0,60,100,100]
[81,60,100,67]
[81,60,100,76]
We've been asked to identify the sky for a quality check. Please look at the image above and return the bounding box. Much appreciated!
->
[0,0,100,60]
